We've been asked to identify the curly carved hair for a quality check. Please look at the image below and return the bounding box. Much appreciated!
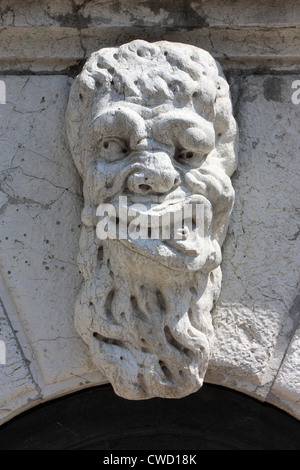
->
[66,40,238,179]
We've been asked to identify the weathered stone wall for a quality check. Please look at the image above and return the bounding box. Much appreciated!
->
[0,0,299,423]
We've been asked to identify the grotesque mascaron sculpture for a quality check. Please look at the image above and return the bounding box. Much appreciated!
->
[66,40,238,399]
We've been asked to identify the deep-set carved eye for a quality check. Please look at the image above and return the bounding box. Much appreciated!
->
[175,149,208,167]
[99,138,129,162]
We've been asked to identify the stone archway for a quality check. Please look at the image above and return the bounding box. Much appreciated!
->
[0,384,299,450]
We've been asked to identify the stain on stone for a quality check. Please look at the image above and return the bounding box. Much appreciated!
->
[263,77,283,103]
[288,293,300,333]
[110,0,122,14]
[143,0,209,27]
[67,60,86,77]
[53,12,91,29]
[52,0,93,29]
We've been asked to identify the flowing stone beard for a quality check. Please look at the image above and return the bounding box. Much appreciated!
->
[74,218,222,399]
[74,160,234,399]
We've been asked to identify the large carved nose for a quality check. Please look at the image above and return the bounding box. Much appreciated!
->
[127,152,179,195]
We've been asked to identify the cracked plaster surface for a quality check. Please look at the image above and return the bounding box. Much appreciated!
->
[0,76,104,399]
[0,72,299,422]
[1,1,300,73]
[206,75,300,410]
[0,296,38,422]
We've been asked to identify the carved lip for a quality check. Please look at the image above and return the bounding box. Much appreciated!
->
[111,193,214,271]
[115,192,211,220]
[113,194,212,233]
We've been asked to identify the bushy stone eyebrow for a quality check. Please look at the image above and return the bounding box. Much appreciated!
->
[152,111,215,152]
[89,107,147,147]
[89,106,215,158]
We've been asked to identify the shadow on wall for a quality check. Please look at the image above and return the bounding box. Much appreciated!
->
[0,384,299,450]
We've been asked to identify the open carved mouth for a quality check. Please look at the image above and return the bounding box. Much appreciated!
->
[103,193,216,272]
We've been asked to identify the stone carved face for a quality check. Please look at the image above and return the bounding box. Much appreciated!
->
[66,40,238,399]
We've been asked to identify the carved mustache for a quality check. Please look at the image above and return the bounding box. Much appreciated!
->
[101,161,234,217]
[84,157,234,242]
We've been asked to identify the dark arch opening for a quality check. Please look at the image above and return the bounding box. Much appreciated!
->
[0,384,299,450]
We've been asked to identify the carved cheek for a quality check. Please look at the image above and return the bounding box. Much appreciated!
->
[85,160,123,203]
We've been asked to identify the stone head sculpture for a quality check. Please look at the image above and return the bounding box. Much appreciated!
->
[66,40,238,399]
